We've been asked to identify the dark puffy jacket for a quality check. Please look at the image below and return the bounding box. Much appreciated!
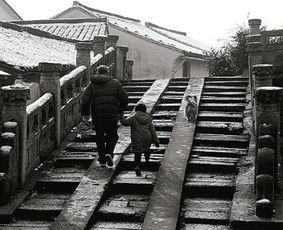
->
[81,74,128,122]
[121,111,160,153]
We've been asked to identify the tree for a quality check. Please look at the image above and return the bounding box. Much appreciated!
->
[205,25,249,76]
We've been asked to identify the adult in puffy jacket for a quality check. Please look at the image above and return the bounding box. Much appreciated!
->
[81,65,128,168]
[120,103,159,176]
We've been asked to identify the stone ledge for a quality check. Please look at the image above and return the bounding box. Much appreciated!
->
[143,78,205,230]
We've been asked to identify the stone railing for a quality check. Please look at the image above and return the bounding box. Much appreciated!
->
[0,122,19,205]
[60,66,87,139]
[249,64,283,217]
[0,34,133,204]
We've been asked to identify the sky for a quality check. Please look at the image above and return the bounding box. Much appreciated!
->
[7,0,283,47]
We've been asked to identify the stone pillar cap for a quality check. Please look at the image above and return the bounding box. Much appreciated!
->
[117,46,129,52]
[256,86,283,104]
[1,83,31,102]
[94,36,107,43]
[253,64,275,76]
[38,62,62,72]
[75,42,92,50]
[107,34,119,41]
[248,19,262,26]
[127,60,134,64]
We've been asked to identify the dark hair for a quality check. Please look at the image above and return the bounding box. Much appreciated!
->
[135,103,147,112]
[97,65,109,75]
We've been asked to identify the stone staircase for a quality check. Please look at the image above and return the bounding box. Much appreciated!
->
[179,76,250,230]
[89,78,190,229]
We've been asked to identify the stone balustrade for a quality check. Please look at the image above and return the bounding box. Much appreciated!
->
[0,34,132,205]
[254,87,282,217]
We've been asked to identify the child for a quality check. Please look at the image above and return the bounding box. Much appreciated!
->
[120,103,160,176]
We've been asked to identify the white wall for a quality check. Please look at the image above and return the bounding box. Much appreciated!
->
[110,26,182,79]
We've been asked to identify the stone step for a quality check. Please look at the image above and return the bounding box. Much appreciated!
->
[205,76,248,81]
[188,155,239,173]
[200,96,246,103]
[183,198,231,224]
[0,220,51,230]
[202,92,247,97]
[182,223,231,230]
[153,119,174,131]
[64,142,97,152]
[122,81,153,86]
[97,194,149,221]
[193,133,249,148]
[160,96,182,103]
[169,81,189,86]
[126,103,136,110]
[197,111,243,122]
[155,103,180,111]
[54,151,96,167]
[16,193,70,220]
[73,130,96,142]
[167,86,188,92]
[196,121,243,134]
[203,86,247,92]
[171,77,190,82]
[90,221,142,230]
[156,131,171,144]
[163,91,186,96]
[205,80,248,86]
[126,92,145,97]
[123,86,150,92]
[128,96,141,103]
[111,171,156,194]
[199,103,246,112]
[152,111,178,119]
[38,168,86,184]
[122,154,162,163]
[184,172,235,198]
[192,146,247,158]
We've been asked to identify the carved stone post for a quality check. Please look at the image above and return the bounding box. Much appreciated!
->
[126,60,134,80]
[39,62,61,148]
[93,36,106,57]
[249,19,262,35]
[253,64,274,89]
[117,46,129,80]
[255,86,282,141]
[106,34,119,49]
[75,42,92,84]
[1,84,30,185]
[106,35,119,77]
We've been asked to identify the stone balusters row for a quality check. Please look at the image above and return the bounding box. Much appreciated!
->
[0,122,19,204]
[254,87,282,217]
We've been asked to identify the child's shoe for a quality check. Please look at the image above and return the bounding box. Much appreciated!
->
[97,158,106,167]
[135,166,142,176]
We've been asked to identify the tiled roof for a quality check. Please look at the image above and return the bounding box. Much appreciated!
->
[62,1,209,55]
[145,22,211,52]
[0,22,96,72]
[14,18,108,41]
